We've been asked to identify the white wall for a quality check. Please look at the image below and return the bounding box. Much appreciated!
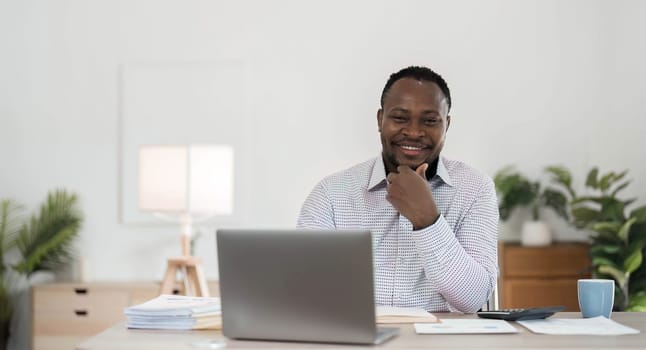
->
[1,0,645,281]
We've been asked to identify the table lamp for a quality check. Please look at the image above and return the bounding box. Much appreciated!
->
[139,144,234,296]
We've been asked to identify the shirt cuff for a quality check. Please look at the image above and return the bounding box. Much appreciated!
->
[410,215,459,265]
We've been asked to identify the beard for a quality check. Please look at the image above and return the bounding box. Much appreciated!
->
[380,134,444,174]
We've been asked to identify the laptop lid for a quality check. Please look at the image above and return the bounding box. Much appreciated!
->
[216,229,397,345]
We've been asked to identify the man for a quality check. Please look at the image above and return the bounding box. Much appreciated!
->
[297,66,499,313]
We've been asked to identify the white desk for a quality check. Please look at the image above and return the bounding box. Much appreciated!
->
[77,312,646,350]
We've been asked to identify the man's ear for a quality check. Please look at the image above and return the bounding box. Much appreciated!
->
[446,115,451,132]
[377,109,383,132]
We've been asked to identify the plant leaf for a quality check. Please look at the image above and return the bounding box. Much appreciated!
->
[0,278,12,322]
[499,206,512,221]
[626,304,646,312]
[588,222,622,234]
[626,291,646,311]
[590,244,622,255]
[541,188,569,221]
[601,198,626,222]
[592,256,619,268]
[624,198,638,208]
[545,166,576,198]
[586,167,599,189]
[594,232,625,245]
[493,167,537,221]
[628,291,646,309]
[545,165,572,187]
[572,206,601,228]
[591,231,624,244]
[630,205,646,223]
[13,189,83,275]
[599,171,616,192]
[627,229,646,252]
[598,265,627,287]
[610,170,629,190]
[623,248,643,274]
[1,199,24,276]
[13,225,78,274]
[611,180,631,198]
[618,217,637,242]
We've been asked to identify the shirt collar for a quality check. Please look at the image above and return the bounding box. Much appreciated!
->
[368,156,388,190]
[436,156,454,187]
[368,154,454,191]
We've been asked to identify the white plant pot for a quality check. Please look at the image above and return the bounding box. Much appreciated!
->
[521,221,552,246]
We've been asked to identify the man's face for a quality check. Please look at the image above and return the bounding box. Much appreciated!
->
[377,78,450,173]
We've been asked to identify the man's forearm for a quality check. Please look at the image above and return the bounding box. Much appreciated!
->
[411,182,500,313]
[412,216,497,313]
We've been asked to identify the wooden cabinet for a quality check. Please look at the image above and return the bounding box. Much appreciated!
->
[498,242,590,311]
[31,281,219,350]
[31,282,159,350]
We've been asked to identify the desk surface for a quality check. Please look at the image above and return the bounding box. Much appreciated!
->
[77,312,645,350]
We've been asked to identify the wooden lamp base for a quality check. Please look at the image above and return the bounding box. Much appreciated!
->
[159,256,210,297]
[159,234,209,297]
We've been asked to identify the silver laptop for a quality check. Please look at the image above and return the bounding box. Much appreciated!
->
[216,229,399,345]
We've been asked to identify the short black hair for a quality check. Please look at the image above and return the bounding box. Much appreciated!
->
[380,66,451,111]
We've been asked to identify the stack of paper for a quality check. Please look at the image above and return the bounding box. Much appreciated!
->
[376,306,438,323]
[124,294,222,330]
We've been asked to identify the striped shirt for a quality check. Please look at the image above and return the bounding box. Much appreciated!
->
[297,155,499,313]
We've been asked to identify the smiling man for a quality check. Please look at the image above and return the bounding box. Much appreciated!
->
[297,66,499,313]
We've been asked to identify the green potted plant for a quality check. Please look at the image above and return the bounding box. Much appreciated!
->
[0,189,83,350]
[494,166,569,246]
[547,166,646,311]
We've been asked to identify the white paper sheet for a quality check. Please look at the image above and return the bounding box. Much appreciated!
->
[518,316,640,335]
[415,319,518,334]
[377,306,433,318]
[377,306,438,323]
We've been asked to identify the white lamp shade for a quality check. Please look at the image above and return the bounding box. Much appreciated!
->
[139,144,234,215]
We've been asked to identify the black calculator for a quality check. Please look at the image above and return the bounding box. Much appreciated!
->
[477,305,565,321]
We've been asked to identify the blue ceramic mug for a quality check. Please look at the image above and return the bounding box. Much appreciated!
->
[578,279,614,318]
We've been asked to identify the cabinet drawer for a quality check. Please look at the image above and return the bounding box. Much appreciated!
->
[31,281,217,350]
[502,243,589,277]
[33,288,130,311]
[34,306,126,335]
[33,288,129,335]
[502,279,580,311]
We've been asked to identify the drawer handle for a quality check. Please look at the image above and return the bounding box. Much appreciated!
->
[74,310,88,317]
[74,288,88,295]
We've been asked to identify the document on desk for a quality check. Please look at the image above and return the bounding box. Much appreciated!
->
[518,316,640,335]
[376,306,438,323]
[415,319,518,334]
